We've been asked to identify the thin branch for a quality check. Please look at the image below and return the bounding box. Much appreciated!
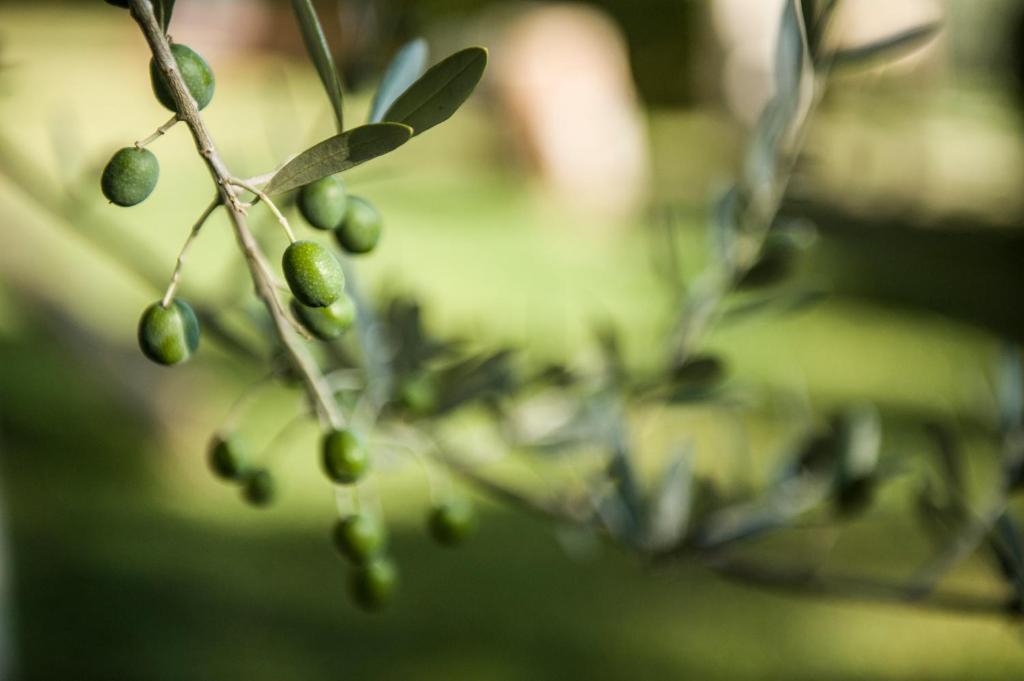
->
[129,0,343,430]
[229,178,297,243]
[135,114,179,148]
[161,196,220,307]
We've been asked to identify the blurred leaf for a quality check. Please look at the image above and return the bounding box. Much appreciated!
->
[824,22,941,69]
[290,0,345,133]
[836,405,881,483]
[671,354,727,390]
[990,512,1024,608]
[436,350,517,414]
[997,345,1023,434]
[265,123,412,195]
[156,0,175,31]
[607,422,644,543]
[369,38,429,124]
[645,446,694,550]
[382,47,488,137]
[775,0,806,116]
[712,186,743,267]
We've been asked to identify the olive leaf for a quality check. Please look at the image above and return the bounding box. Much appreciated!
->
[156,0,176,31]
[369,38,430,124]
[264,123,412,195]
[290,0,345,133]
[775,0,807,118]
[824,22,941,69]
[381,47,488,137]
[645,446,694,550]
[997,344,1023,434]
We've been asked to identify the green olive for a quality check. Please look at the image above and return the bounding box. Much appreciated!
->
[242,469,275,507]
[208,433,249,481]
[348,557,397,611]
[282,240,345,308]
[290,296,355,341]
[321,429,369,484]
[334,196,381,255]
[298,176,348,231]
[332,514,387,565]
[137,299,199,366]
[398,372,438,416]
[150,43,215,112]
[101,147,159,207]
[428,500,477,546]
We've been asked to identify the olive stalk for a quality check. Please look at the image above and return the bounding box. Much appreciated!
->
[228,178,297,243]
[128,0,343,429]
[134,114,179,148]
[160,195,219,307]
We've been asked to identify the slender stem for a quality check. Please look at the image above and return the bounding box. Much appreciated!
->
[129,0,343,430]
[135,114,180,148]
[161,197,220,307]
[229,179,297,243]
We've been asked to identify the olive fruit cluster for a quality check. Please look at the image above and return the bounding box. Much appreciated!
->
[208,434,276,507]
[297,176,383,255]
[332,514,397,611]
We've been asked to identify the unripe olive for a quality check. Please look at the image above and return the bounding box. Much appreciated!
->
[101,147,159,207]
[332,514,387,565]
[428,500,477,546]
[242,469,275,507]
[321,429,369,484]
[348,557,397,611]
[334,196,381,255]
[150,43,215,112]
[290,296,355,341]
[208,433,249,481]
[137,299,199,366]
[298,176,348,231]
[398,372,438,416]
[282,240,345,308]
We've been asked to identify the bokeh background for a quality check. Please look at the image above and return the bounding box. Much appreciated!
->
[1,0,1024,679]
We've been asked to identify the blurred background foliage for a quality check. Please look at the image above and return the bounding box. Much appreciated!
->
[1,0,1024,679]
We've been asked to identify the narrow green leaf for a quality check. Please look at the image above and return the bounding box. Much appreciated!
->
[645,446,694,550]
[369,38,429,124]
[775,0,806,116]
[265,123,412,195]
[158,0,176,31]
[290,0,345,133]
[997,344,1023,434]
[825,22,941,69]
[381,47,488,137]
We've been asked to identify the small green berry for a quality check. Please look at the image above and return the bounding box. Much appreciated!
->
[398,372,438,416]
[428,500,477,546]
[348,557,397,611]
[298,176,348,231]
[101,147,159,207]
[242,469,275,507]
[137,299,199,366]
[282,240,345,308]
[290,296,355,341]
[321,429,369,484]
[150,43,215,112]
[335,196,382,255]
[332,514,387,565]
[208,433,249,481]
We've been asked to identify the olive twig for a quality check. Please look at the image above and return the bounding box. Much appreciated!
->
[229,178,297,243]
[128,0,343,430]
[160,196,220,308]
[134,114,180,149]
